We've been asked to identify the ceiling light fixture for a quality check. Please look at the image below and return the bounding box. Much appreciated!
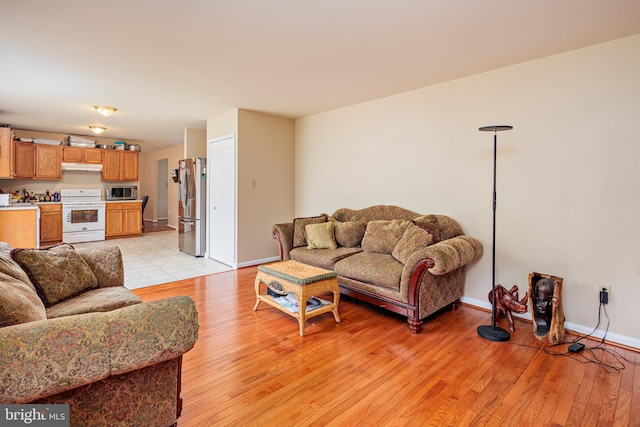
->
[94,105,118,116]
[89,126,107,134]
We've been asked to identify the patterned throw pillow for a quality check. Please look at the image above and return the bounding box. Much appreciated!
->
[11,244,99,307]
[77,246,124,288]
[0,242,36,292]
[412,215,441,243]
[333,221,367,248]
[361,220,410,254]
[0,272,47,327]
[306,222,337,250]
[392,222,435,264]
[292,214,327,247]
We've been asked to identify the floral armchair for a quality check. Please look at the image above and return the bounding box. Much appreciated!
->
[0,242,198,426]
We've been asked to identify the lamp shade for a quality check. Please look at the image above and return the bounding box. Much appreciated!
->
[94,105,117,116]
[89,126,106,134]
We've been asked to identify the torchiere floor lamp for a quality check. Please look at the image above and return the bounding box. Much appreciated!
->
[477,125,513,342]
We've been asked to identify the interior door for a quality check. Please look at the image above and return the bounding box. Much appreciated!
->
[208,135,236,267]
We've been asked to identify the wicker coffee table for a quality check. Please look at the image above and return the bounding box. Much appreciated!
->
[253,260,340,336]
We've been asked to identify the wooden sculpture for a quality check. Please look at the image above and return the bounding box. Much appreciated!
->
[528,272,565,344]
[488,285,529,332]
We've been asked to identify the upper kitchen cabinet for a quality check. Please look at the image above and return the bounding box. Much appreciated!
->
[8,141,61,180]
[102,150,138,181]
[0,127,14,178]
[13,141,35,179]
[34,145,61,180]
[121,151,138,181]
[62,146,103,164]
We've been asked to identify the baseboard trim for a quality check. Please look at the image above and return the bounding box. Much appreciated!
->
[461,296,639,350]
[236,256,279,269]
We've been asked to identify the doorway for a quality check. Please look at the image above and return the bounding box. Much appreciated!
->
[156,158,169,221]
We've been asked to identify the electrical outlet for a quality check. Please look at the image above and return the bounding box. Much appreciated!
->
[599,285,610,304]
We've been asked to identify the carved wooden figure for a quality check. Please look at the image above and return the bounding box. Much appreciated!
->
[488,285,529,332]
[528,272,565,344]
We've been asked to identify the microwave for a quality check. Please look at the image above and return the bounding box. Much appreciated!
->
[106,185,138,201]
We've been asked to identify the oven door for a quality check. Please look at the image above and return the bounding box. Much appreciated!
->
[62,203,106,243]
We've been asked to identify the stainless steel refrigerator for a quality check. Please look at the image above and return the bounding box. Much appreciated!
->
[178,157,206,257]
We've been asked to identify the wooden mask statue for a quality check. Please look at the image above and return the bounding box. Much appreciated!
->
[528,272,565,344]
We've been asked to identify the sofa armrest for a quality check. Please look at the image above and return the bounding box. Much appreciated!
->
[272,223,294,260]
[404,235,483,277]
[0,296,198,403]
[76,246,124,288]
[109,296,198,374]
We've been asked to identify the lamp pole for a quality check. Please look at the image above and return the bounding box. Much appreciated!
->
[477,125,513,342]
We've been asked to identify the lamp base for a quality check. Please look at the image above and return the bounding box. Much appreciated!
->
[477,325,510,342]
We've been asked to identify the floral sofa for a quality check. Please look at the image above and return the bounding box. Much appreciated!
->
[273,205,483,333]
[0,242,198,427]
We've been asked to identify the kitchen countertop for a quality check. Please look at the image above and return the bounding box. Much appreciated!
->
[0,204,39,210]
[1,200,142,209]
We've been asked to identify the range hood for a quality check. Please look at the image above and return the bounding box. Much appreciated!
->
[61,162,103,172]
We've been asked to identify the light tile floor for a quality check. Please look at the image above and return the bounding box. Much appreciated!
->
[73,230,232,290]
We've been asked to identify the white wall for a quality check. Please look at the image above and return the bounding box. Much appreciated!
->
[295,35,640,346]
[207,109,295,266]
[184,128,207,159]
[237,109,295,264]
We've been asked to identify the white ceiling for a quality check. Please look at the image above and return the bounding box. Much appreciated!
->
[1,1,639,151]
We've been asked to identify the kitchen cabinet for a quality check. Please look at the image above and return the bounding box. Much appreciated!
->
[35,145,61,180]
[121,151,139,181]
[62,146,103,164]
[13,141,35,179]
[10,143,61,180]
[0,206,39,248]
[106,201,142,238]
[0,127,13,178]
[39,203,62,245]
[102,150,138,181]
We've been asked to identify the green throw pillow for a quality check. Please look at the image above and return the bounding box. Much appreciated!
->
[292,214,327,247]
[306,222,337,250]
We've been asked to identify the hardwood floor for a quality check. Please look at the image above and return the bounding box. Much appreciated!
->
[142,219,173,233]
[133,267,640,427]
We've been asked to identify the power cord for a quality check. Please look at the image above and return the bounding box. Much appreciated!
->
[544,302,639,373]
[510,302,639,374]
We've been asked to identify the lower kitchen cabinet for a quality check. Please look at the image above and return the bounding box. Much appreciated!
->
[39,203,62,245]
[0,207,38,248]
[106,201,142,238]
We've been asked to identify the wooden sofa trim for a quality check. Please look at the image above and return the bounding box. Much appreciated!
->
[273,226,292,261]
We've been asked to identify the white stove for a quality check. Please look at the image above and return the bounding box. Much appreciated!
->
[61,189,106,243]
